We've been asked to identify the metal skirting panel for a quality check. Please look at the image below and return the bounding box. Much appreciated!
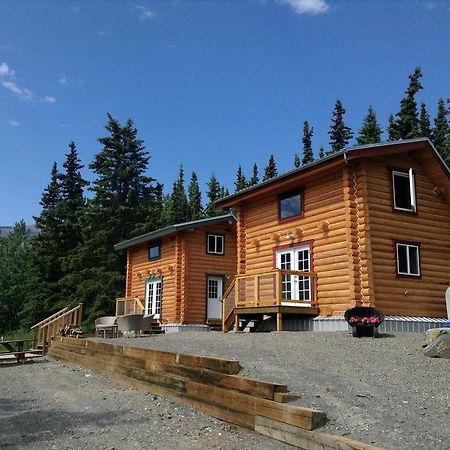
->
[163,324,210,333]
[257,316,447,333]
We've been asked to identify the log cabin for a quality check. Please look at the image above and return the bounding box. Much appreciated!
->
[114,214,237,331]
[216,138,450,332]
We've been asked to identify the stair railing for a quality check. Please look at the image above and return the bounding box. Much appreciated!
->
[30,303,83,354]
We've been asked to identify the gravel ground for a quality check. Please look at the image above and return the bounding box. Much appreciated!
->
[110,331,450,450]
[1,331,449,450]
[0,358,290,450]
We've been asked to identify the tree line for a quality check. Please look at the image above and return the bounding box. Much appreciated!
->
[1,67,449,334]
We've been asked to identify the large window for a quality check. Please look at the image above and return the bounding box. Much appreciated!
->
[207,234,224,255]
[396,242,420,276]
[148,241,161,260]
[278,190,303,221]
[393,169,416,212]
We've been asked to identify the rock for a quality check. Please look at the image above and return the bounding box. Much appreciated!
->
[423,334,450,358]
[422,328,450,347]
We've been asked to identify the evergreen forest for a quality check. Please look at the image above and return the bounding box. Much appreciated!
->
[1,67,449,335]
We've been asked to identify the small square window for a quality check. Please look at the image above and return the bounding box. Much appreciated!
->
[148,242,161,260]
[207,234,224,255]
[393,170,416,212]
[396,242,420,276]
[279,190,303,221]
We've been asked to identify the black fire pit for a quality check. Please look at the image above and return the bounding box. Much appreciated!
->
[344,306,385,338]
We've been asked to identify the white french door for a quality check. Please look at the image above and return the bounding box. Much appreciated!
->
[145,277,162,319]
[207,275,224,320]
[276,246,311,304]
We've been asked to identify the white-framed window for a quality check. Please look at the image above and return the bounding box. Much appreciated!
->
[396,242,420,276]
[393,169,416,212]
[207,234,224,255]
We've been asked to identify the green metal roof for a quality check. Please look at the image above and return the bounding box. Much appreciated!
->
[114,213,236,250]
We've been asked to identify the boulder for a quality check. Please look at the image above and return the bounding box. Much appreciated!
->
[423,333,450,359]
[422,327,450,347]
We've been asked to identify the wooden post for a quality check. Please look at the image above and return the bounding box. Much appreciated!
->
[254,275,259,306]
[77,303,83,326]
[42,327,48,355]
[276,312,282,332]
[275,271,282,305]
[234,314,240,332]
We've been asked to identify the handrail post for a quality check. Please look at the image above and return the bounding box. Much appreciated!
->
[254,275,259,306]
[276,271,282,305]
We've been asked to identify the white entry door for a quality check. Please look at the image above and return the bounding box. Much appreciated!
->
[145,277,162,319]
[276,246,311,304]
[207,276,224,320]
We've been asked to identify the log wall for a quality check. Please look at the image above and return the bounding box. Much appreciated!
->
[125,223,237,325]
[183,223,237,323]
[364,154,450,317]
[239,168,354,316]
[126,236,178,323]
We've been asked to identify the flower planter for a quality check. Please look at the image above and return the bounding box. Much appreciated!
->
[344,307,385,338]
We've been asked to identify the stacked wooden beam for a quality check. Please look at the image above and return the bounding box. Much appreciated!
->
[48,337,383,450]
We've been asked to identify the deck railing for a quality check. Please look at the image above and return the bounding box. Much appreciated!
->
[221,269,317,331]
[115,297,145,316]
[31,303,83,354]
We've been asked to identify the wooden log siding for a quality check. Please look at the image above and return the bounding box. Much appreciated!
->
[127,236,178,323]
[365,155,450,317]
[183,224,237,324]
[240,169,353,316]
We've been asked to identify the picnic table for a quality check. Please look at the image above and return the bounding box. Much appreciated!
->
[0,339,36,364]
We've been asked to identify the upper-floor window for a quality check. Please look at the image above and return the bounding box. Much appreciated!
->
[148,241,161,260]
[278,190,303,221]
[207,234,224,255]
[393,169,416,212]
[396,241,420,277]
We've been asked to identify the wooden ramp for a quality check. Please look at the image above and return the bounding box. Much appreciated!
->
[48,337,383,450]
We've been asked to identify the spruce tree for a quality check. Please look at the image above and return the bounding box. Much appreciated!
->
[294,154,301,168]
[72,114,158,321]
[187,171,203,220]
[263,154,278,181]
[432,98,450,164]
[0,221,32,332]
[387,114,400,141]
[234,165,248,192]
[205,174,225,217]
[302,121,314,165]
[395,67,423,139]
[357,106,382,145]
[419,102,431,138]
[249,163,259,186]
[170,165,189,224]
[328,99,353,153]
[319,146,325,159]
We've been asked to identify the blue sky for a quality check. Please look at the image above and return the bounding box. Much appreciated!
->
[1,0,449,225]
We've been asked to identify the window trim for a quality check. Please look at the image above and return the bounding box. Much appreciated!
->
[392,168,417,214]
[148,241,161,261]
[278,189,304,223]
[395,240,421,278]
[206,233,225,255]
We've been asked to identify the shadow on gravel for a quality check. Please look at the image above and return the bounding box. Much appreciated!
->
[0,397,148,448]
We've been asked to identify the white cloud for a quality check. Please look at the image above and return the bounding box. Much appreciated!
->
[1,80,33,100]
[59,123,70,128]
[97,30,106,37]
[0,62,11,76]
[58,76,68,84]
[44,96,56,103]
[279,0,329,15]
[8,120,20,127]
[135,5,156,20]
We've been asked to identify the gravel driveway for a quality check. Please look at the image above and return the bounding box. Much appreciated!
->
[1,331,449,449]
